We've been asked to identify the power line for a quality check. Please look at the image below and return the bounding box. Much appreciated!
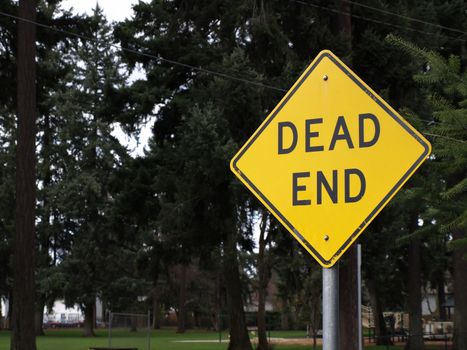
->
[289,0,465,42]
[0,10,287,93]
[0,4,463,98]
[342,0,467,36]
[424,132,466,144]
[0,10,465,144]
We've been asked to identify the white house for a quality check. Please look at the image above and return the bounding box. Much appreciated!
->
[44,300,83,324]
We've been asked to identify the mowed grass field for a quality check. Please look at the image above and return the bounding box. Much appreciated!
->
[0,328,406,350]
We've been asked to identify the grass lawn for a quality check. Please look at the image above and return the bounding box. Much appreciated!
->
[0,328,407,350]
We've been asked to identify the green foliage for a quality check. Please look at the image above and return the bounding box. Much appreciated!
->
[0,108,15,298]
[40,5,133,311]
[0,0,466,336]
[382,47,467,345]
[387,35,466,244]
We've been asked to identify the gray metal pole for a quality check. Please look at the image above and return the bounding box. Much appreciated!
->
[357,244,362,350]
[323,265,339,350]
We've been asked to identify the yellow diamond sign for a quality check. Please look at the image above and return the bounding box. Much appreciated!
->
[230,50,431,267]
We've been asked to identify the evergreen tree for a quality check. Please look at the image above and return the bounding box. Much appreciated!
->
[387,34,467,350]
[350,3,464,349]
[0,0,20,326]
[115,2,466,348]
[0,0,16,308]
[34,1,90,335]
[47,5,129,336]
[0,0,91,332]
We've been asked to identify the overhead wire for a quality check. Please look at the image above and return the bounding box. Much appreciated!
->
[289,0,467,135]
[341,0,467,36]
[0,9,465,144]
[292,0,467,139]
[288,0,465,42]
[0,10,287,93]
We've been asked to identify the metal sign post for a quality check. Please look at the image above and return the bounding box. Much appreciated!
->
[357,244,362,350]
[323,265,339,350]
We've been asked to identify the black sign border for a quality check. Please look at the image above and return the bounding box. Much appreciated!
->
[232,52,431,266]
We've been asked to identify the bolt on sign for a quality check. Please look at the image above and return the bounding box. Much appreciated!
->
[230,50,431,267]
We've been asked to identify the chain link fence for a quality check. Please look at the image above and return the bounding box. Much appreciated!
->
[107,311,151,350]
[365,330,467,350]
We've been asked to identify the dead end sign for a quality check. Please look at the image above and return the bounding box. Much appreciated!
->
[230,50,431,268]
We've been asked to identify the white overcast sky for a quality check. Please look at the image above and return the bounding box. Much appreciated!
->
[61,0,153,157]
[61,0,142,22]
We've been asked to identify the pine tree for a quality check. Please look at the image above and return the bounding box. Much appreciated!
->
[0,0,16,310]
[387,34,467,350]
[0,0,18,330]
[34,1,91,335]
[47,5,129,337]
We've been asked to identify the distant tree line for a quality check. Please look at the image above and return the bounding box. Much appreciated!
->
[0,1,465,350]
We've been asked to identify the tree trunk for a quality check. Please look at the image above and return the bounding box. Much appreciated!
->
[406,239,424,350]
[256,215,269,350]
[310,303,320,350]
[335,3,357,348]
[11,0,37,349]
[83,302,95,337]
[193,310,201,328]
[151,266,161,329]
[215,268,222,332]
[223,232,252,350]
[339,244,359,350]
[8,296,13,330]
[34,300,44,336]
[453,229,467,350]
[130,315,137,332]
[152,293,161,329]
[437,277,446,321]
[176,264,187,333]
[367,279,392,345]
[280,298,290,330]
